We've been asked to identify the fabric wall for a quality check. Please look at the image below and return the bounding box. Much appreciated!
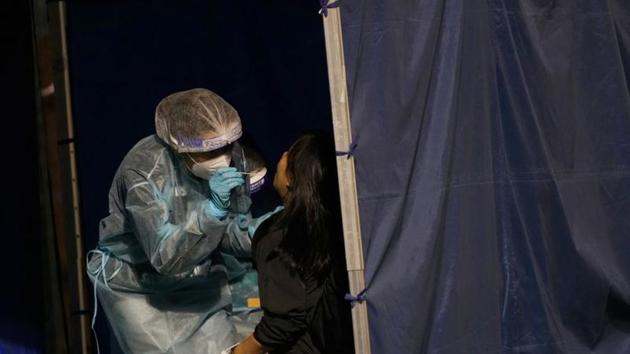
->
[340,1,630,352]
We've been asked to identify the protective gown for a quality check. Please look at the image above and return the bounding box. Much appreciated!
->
[87,135,252,354]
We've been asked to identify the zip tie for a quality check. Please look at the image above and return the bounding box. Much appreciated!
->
[344,288,367,307]
[336,140,358,159]
[319,0,340,17]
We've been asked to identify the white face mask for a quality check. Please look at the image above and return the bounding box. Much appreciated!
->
[187,153,232,180]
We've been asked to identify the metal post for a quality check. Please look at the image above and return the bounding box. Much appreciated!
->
[31,0,71,351]
[321,7,371,354]
[46,2,91,352]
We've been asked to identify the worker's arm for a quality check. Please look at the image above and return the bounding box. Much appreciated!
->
[124,169,230,276]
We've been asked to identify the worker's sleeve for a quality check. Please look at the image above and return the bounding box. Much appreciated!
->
[124,170,229,276]
[219,206,284,258]
[219,213,253,258]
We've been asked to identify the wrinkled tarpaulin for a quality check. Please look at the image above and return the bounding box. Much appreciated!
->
[340,1,630,352]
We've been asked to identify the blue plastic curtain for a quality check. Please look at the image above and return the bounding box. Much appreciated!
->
[340,1,630,352]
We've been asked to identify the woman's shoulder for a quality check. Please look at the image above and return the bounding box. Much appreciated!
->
[252,211,284,245]
[251,211,287,266]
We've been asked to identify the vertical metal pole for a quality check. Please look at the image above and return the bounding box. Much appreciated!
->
[49,2,91,352]
[31,0,71,351]
[321,8,371,354]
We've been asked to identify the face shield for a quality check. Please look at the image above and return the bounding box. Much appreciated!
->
[154,88,251,212]
[241,144,267,194]
[185,147,233,180]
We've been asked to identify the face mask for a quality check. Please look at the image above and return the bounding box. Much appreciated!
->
[187,153,232,180]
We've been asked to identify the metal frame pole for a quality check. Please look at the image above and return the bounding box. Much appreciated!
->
[321,7,372,354]
[47,2,91,352]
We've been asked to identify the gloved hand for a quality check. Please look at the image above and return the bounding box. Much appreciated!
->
[208,166,244,212]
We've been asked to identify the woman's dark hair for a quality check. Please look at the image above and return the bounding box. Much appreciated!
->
[274,132,343,281]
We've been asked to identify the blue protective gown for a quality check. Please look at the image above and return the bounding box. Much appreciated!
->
[87,135,253,354]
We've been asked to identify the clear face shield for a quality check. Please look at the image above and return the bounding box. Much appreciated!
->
[169,130,252,214]
[229,142,251,214]
[230,142,269,213]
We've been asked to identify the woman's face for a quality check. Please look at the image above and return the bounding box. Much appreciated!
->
[273,151,290,199]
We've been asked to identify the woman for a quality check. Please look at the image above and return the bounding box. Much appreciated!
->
[231,132,354,354]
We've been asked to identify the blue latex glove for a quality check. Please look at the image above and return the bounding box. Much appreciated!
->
[208,167,244,213]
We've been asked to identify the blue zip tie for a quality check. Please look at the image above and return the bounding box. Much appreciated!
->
[319,0,340,17]
[336,140,358,159]
[344,288,367,306]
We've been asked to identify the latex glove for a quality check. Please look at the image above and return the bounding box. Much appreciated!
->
[209,167,245,210]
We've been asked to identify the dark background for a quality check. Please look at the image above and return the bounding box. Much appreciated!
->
[66,0,332,351]
[0,0,45,352]
[66,0,333,251]
[1,0,333,352]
